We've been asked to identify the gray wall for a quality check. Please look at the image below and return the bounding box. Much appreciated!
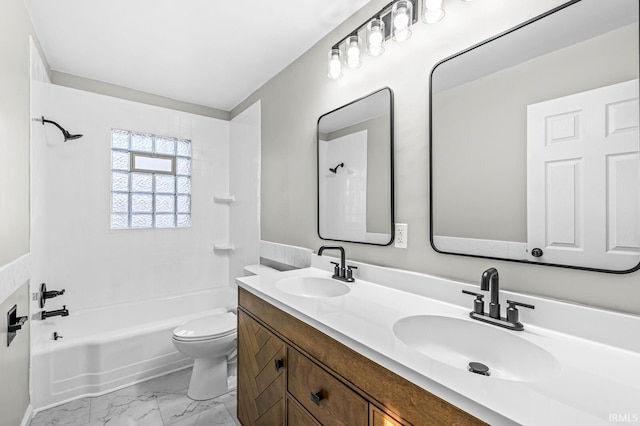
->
[433,24,639,241]
[0,283,30,426]
[0,0,43,421]
[232,0,640,315]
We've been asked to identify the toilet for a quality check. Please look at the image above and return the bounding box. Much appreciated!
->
[172,311,237,400]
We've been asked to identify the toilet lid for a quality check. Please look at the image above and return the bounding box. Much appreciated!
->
[173,312,237,341]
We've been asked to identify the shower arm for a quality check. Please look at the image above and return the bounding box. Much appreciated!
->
[41,117,67,134]
[37,116,83,141]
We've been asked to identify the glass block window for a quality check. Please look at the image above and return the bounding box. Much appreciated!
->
[111,129,191,229]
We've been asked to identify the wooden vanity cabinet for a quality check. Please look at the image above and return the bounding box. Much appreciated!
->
[238,287,486,426]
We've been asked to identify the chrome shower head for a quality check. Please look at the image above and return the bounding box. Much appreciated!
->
[38,116,83,142]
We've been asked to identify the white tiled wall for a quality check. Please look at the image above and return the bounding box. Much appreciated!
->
[260,240,313,269]
[30,82,231,315]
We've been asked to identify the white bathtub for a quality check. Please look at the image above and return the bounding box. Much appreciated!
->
[32,286,237,410]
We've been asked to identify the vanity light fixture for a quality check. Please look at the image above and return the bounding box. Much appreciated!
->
[422,0,445,24]
[327,0,472,79]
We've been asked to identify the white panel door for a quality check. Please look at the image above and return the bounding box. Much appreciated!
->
[527,79,640,270]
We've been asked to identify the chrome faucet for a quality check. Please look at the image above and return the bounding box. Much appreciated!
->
[318,245,356,282]
[462,268,534,331]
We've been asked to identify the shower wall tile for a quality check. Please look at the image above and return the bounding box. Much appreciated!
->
[30,82,231,315]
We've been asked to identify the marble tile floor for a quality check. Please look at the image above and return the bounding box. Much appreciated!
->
[30,368,240,426]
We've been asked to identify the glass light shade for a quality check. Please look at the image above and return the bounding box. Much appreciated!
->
[327,48,343,80]
[346,35,362,68]
[367,18,385,56]
[392,0,413,42]
[423,0,445,23]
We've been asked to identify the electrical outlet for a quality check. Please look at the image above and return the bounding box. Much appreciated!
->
[395,223,408,248]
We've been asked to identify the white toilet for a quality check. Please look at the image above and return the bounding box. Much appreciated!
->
[172,311,237,400]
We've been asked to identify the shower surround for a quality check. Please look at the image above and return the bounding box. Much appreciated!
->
[29,82,234,408]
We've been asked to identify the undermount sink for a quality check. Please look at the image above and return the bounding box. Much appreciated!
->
[393,315,561,382]
[276,276,350,298]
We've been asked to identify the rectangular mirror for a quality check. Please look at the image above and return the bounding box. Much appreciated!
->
[318,87,394,245]
[430,0,639,272]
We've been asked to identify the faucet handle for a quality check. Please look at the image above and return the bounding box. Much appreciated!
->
[506,300,534,310]
[345,265,357,281]
[462,290,485,314]
[506,300,534,324]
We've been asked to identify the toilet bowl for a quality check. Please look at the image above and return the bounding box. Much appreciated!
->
[172,311,237,400]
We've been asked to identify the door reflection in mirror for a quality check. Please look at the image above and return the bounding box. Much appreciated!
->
[430,0,639,272]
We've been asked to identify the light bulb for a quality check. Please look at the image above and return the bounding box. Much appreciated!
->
[394,7,409,29]
[347,42,360,59]
[369,30,383,46]
[346,35,361,68]
[423,0,445,23]
[327,48,343,80]
[367,18,385,57]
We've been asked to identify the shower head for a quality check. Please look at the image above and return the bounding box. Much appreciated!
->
[38,116,83,142]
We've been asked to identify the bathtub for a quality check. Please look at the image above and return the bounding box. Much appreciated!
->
[32,286,237,410]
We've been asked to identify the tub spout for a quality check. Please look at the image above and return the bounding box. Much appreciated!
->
[41,305,69,320]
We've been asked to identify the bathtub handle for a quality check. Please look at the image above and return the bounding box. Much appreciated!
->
[274,358,284,372]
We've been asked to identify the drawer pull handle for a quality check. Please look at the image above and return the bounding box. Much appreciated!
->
[309,391,324,406]
[274,358,284,372]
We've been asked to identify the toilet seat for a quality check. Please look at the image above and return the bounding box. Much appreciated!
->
[173,312,237,342]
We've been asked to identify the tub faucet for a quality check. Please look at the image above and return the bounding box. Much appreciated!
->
[41,305,70,320]
[318,245,355,282]
[481,267,500,319]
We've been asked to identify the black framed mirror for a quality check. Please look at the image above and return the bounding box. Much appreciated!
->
[318,87,394,245]
[430,0,639,273]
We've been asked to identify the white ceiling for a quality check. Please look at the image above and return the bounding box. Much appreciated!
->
[25,0,371,112]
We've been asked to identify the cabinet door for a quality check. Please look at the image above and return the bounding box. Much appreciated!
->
[238,310,286,426]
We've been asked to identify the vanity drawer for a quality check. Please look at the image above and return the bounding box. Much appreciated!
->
[286,395,321,426]
[287,347,368,426]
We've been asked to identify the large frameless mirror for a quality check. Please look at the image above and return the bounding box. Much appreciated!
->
[430,0,639,272]
[318,87,394,245]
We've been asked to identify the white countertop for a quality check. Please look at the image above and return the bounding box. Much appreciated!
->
[236,259,640,425]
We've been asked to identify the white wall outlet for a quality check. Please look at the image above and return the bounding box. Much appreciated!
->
[395,223,408,248]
